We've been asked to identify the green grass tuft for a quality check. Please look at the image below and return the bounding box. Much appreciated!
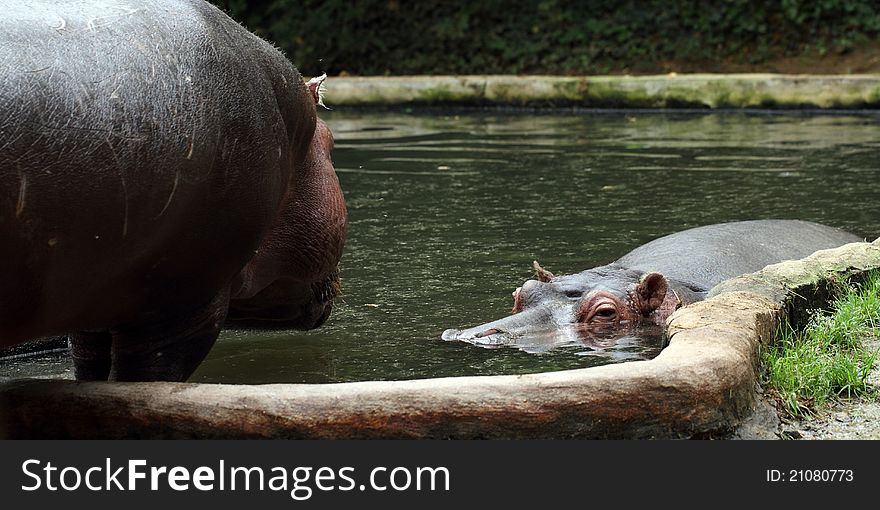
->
[762,270,880,418]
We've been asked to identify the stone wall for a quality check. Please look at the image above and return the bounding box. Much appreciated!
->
[321,75,880,109]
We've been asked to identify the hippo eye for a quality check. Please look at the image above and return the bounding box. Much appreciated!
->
[592,305,618,321]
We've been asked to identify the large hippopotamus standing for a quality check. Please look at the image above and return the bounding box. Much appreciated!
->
[0,0,347,381]
[442,220,862,347]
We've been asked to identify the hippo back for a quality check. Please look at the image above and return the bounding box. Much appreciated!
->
[615,220,863,292]
[0,0,314,342]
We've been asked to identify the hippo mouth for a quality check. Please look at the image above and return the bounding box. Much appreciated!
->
[226,271,341,330]
[442,324,588,350]
[441,306,562,348]
[441,326,513,347]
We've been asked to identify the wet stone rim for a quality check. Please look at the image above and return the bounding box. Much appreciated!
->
[1,238,879,439]
[321,74,880,109]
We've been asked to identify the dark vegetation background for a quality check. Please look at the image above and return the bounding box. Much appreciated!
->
[211,0,880,76]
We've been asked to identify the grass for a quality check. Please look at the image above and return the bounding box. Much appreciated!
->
[762,270,880,418]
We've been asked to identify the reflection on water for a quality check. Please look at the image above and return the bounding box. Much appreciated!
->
[2,111,879,384]
[449,321,665,361]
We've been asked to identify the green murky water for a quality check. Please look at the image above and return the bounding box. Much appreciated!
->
[3,110,879,383]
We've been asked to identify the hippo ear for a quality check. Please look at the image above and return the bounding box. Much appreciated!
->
[307,73,330,110]
[532,260,555,282]
[636,272,668,314]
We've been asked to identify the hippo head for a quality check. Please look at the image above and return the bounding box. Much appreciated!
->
[442,262,685,347]
[227,75,347,330]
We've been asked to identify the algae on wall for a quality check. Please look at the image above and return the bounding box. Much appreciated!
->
[324,75,880,109]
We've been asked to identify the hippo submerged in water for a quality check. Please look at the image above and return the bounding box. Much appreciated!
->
[0,0,347,381]
[442,220,862,350]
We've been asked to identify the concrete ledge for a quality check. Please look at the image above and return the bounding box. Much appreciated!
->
[323,74,880,109]
[1,238,879,439]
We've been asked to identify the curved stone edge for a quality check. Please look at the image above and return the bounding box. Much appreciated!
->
[1,238,878,439]
[321,74,880,109]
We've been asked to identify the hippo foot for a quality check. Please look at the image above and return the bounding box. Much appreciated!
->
[70,331,112,381]
[71,289,230,382]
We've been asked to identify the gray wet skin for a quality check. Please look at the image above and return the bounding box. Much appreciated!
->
[442,220,863,347]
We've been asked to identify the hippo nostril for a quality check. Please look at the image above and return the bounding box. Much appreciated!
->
[474,328,502,338]
[441,328,461,341]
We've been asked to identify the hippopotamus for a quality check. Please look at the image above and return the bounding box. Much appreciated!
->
[442,220,862,348]
[0,0,347,381]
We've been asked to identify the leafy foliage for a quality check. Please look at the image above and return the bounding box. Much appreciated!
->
[209,0,880,76]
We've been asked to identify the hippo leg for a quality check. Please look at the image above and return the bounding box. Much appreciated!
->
[107,289,231,382]
[70,332,112,381]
